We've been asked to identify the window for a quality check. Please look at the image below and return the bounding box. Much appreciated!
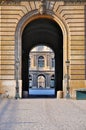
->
[50,75,55,88]
[52,58,55,67]
[29,75,32,88]
[38,56,44,67]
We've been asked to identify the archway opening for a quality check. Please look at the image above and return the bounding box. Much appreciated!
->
[38,75,46,88]
[22,18,63,98]
[29,45,55,96]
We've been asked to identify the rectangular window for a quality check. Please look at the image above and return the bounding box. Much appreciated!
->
[52,58,55,67]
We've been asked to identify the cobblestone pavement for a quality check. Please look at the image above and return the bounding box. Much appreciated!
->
[0,98,86,130]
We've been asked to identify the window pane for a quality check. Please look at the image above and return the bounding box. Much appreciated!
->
[52,58,55,67]
[38,56,44,67]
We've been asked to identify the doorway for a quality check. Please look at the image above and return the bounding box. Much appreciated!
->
[22,18,63,98]
[38,75,46,88]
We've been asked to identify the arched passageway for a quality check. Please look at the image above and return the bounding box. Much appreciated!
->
[38,75,46,88]
[22,18,63,98]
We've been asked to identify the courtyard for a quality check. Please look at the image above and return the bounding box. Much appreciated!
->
[0,98,86,130]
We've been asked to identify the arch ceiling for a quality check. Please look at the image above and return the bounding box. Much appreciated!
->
[22,18,63,53]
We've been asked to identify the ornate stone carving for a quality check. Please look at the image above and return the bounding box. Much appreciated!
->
[38,0,46,14]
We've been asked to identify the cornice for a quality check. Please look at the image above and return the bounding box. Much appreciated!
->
[0,0,86,5]
[0,0,21,5]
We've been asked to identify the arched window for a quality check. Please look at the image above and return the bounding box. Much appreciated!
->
[38,75,45,88]
[38,56,44,67]
[29,75,32,88]
[50,75,55,88]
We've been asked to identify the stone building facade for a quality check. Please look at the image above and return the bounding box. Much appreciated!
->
[29,46,55,89]
[0,0,86,98]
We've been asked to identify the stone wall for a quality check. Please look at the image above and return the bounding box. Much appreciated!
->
[0,0,86,98]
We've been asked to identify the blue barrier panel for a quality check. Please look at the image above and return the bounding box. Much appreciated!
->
[29,88,55,95]
[76,89,86,100]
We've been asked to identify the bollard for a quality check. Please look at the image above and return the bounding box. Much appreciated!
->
[57,91,63,99]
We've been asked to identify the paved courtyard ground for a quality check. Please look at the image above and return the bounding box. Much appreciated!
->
[0,98,86,130]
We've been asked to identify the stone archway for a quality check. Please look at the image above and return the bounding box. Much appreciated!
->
[22,18,63,97]
[15,11,68,98]
[38,75,46,88]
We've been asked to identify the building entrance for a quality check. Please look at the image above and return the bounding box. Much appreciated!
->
[22,18,63,98]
